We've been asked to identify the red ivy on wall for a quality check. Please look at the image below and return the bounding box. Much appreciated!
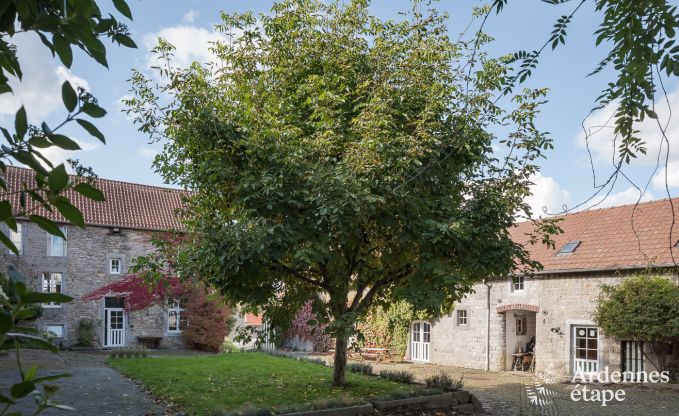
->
[81,273,185,312]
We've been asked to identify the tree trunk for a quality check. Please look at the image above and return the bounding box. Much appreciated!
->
[332,335,348,387]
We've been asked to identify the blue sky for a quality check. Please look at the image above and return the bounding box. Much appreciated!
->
[2,0,678,216]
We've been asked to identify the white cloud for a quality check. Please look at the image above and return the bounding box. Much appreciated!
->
[137,147,158,159]
[574,84,679,192]
[589,186,656,209]
[38,137,100,170]
[0,33,90,122]
[143,25,225,69]
[183,10,199,23]
[525,173,571,216]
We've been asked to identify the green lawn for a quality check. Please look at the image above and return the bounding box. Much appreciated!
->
[109,353,418,415]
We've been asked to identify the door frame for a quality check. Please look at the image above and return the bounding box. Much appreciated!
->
[570,324,600,375]
[411,320,431,362]
[103,307,126,348]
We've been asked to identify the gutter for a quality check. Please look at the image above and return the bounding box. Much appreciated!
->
[484,279,491,372]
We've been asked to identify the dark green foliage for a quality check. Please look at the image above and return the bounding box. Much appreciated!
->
[348,362,373,375]
[379,370,414,384]
[424,372,464,392]
[594,275,679,342]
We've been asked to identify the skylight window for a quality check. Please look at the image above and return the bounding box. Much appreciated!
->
[557,240,581,255]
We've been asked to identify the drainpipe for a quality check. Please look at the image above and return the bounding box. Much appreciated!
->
[484,279,491,372]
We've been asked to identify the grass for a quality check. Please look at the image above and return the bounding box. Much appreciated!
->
[109,352,419,415]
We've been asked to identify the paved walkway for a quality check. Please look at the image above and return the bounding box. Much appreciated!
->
[366,361,679,416]
[0,349,208,415]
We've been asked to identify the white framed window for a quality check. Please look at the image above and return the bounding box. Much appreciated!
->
[50,227,67,257]
[109,258,121,274]
[167,299,187,333]
[457,309,468,326]
[516,315,527,335]
[46,325,64,338]
[41,272,63,308]
[511,276,525,292]
[8,223,22,255]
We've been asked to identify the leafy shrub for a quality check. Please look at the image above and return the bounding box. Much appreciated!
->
[347,362,373,375]
[356,301,415,361]
[424,372,464,392]
[594,275,679,379]
[379,370,414,384]
[223,339,241,353]
[76,318,97,347]
[183,285,231,352]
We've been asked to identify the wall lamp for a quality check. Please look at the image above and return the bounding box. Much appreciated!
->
[550,327,564,336]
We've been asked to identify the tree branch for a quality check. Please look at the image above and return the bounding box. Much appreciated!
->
[351,264,414,314]
[274,261,331,291]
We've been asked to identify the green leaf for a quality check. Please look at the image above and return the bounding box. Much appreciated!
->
[74,182,105,201]
[0,310,11,333]
[53,197,85,227]
[61,81,78,112]
[0,231,18,255]
[48,134,81,150]
[48,164,69,193]
[76,119,105,143]
[15,106,27,140]
[6,332,58,353]
[0,200,11,221]
[0,392,13,404]
[28,215,65,237]
[10,381,36,399]
[113,0,133,20]
[81,102,107,118]
[32,373,72,384]
[53,34,73,68]
[20,292,73,304]
[24,365,38,382]
[113,34,137,48]
[28,135,52,148]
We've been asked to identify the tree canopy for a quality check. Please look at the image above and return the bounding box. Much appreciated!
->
[127,0,554,385]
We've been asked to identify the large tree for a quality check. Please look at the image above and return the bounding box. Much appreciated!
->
[127,0,554,386]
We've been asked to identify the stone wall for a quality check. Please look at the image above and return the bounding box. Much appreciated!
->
[418,271,675,376]
[0,221,183,349]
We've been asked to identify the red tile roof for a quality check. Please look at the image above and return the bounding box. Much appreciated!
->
[245,314,263,326]
[512,198,679,273]
[2,166,189,231]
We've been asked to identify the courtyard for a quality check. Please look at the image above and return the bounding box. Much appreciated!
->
[1,350,677,415]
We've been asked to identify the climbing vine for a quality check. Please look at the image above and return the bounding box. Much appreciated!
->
[356,301,417,361]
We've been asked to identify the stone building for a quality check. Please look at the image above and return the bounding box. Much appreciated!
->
[408,198,679,377]
[1,166,188,349]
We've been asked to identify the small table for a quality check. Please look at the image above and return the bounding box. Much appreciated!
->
[511,352,533,371]
[359,347,393,363]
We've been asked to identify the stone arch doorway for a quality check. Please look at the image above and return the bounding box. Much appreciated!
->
[497,304,538,371]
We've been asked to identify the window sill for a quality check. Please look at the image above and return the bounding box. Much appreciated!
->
[42,305,63,309]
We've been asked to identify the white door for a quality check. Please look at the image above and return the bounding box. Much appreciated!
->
[572,326,598,374]
[105,308,126,347]
[411,321,431,362]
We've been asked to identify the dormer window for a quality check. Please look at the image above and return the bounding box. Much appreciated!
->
[557,240,581,255]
